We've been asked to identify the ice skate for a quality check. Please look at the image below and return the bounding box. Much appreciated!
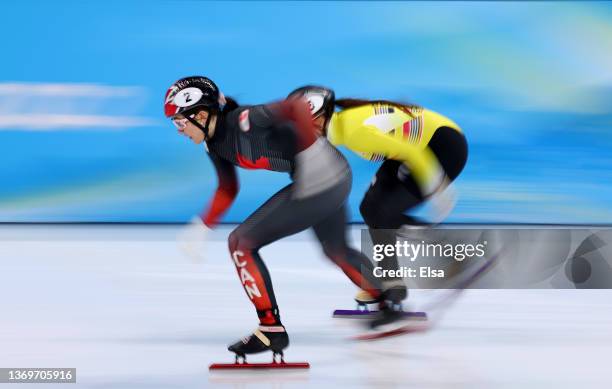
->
[228,325,289,358]
[368,300,408,330]
[209,325,309,370]
[351,288,429,340]
[334,287,427,320]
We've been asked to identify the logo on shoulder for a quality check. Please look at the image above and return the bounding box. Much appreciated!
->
[239,109,250,132]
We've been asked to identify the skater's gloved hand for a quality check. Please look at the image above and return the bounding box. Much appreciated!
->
[177,216,211,262]
[426,178,457,224]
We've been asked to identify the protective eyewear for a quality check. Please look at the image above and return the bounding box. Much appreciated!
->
[171,114,195,130]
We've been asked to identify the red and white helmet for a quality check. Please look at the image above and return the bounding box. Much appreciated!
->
[164,76,224,139]
[164,76,221,118]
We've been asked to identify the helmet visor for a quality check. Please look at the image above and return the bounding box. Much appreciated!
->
[306,94,325,117]
[172,117,190,130]
[171,112,197,130]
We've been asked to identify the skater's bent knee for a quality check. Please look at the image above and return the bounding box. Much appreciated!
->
[228,229,250,253]
[228,229,258,254]
[228,229,240,253]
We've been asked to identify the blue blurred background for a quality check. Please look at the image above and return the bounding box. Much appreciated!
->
[1,1,611,223]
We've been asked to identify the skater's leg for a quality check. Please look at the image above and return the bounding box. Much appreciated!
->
[360,160,426,230]
[359,160,424,298]
[228,176,353,325]
[312,205,383,300]
[227,233,280,325]
[226,181,354,357]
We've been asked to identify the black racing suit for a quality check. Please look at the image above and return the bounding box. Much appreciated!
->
[200,101,382,326]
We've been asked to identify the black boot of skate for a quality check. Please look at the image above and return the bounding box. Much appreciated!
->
[228,325,289,361]
[368,287,408,330]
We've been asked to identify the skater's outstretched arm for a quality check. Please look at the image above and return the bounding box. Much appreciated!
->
[202,153,239,227]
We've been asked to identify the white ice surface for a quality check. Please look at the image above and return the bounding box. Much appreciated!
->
[1,225,611,389]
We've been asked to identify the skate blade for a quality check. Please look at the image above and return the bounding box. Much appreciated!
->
[333,309,427,320]
[351,322,431,341]
[209,361,310,370]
